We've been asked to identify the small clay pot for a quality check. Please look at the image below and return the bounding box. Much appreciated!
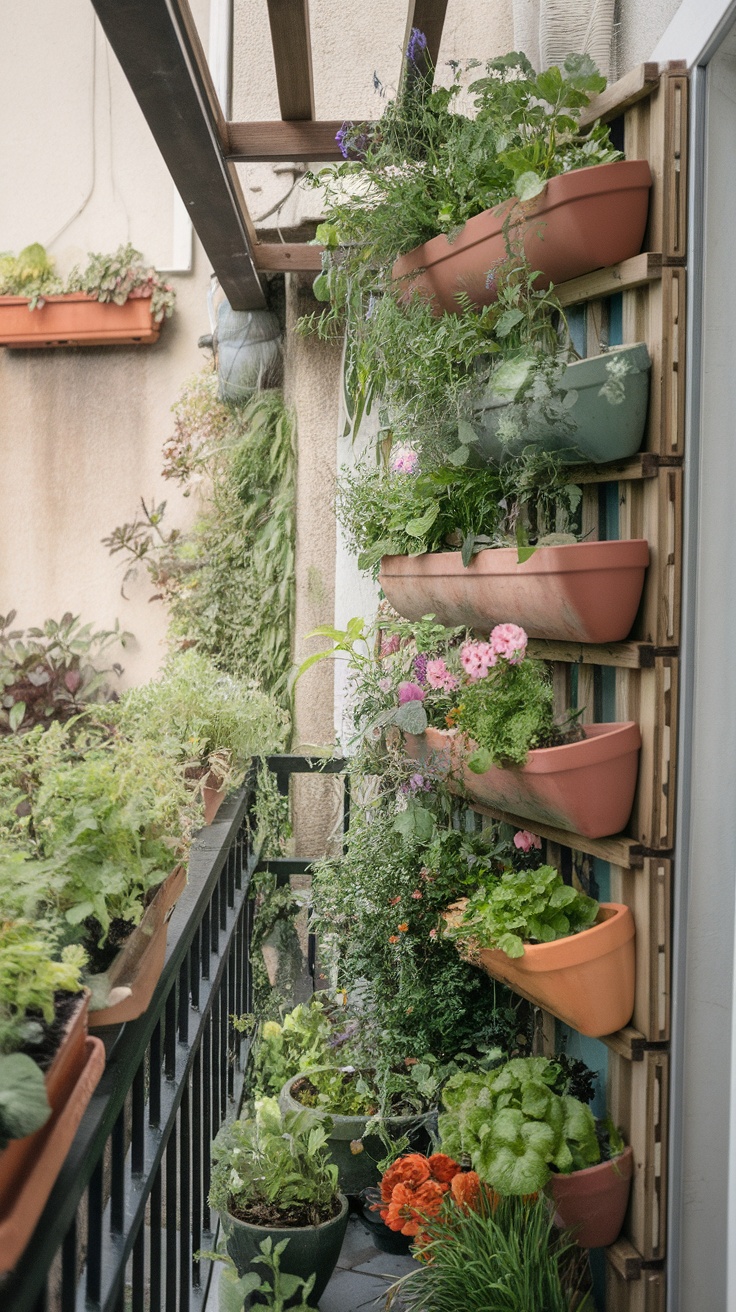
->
[550,1146,634,1247]
[222,1193,349,1306]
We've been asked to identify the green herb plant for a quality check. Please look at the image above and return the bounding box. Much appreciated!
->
[198,1238,317,1312]
[209,1097,340,1227]
[448,865,599,958]
[0,243,176,321]
[438,1056,601,1194]
[0,920,87,1054]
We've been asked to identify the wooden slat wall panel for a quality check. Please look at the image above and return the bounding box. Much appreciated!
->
[266,0,315,120]
[626,68,689,261]
[606,1264,666,1312]
[612,858,671,1042]
[621,468,682,647]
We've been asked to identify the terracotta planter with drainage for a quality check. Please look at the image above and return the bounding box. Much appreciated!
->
[470,342,652,465]
[392,160,652,314]
[0,994,105,1273]
[405,723,641,838]
[550,1146,634,1247]
[0,292,162,347]
[202,777,228,825]
[88,864,187,1028]
[445,901,635,1037]
[222,1193,350,1306]
[379,539,649,644]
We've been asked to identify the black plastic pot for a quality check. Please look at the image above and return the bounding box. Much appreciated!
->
[222,1194,349,1307]
[359,1188,413,1255]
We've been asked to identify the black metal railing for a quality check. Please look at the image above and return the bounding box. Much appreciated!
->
[1,755,349,1312]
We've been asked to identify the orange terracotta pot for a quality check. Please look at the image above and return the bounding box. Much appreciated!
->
[447,901,635,1037]
[88,864,187,1028]
[0,995,105,1273]
[202,776,228,825]
[392,160,652,314]
[550,1146,634,1247]
[0,292,162,347]
[379,540,649,644]
[405,723,641,838]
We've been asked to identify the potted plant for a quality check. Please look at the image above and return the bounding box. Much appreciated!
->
[364,1150,464,1253]
[209,1097,349,1305]
[0,921,105,1273]
[443,864,636,1037]
[278,1064,434,1195]
[338,459,649,645]
[438,1057,633,1248]
[0,243,175,347]
[110,650,289,825]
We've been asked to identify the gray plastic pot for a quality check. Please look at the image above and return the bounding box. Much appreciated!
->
[221,1193,349,1307]
[472,342,651,465]
[279,1068,433,1195]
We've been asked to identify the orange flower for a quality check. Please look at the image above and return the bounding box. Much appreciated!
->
[398,922,409,932]
[450,1171,500,1214]
[411,1179,447,1220]
[388,935,399,944]
[380,1154,431,1200]
[427,1153,461,1184]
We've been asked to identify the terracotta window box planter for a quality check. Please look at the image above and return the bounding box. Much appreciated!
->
[0,292,163,348]
[446,900,635,1037]
[470,342,651,465]
[392,160,652,314]
[88,864,187,1029]
[379,539,650,644]
[405,723,641,839]
[550,1145,634,1248]
[0,993,105,1273]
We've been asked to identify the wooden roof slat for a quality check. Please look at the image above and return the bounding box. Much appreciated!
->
[226,120,345,162]
[91,0,265,310]
[254,244,323,271]
[267,0,316,121]
[579,62,661,128]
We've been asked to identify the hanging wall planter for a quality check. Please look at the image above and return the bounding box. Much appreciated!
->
[445,900,635,1037]
[88,864,187,1028]
[0,994,105,1274]
[222,1194,350,1305]
[380,539,649,644]
[0,293,163,348]
[405,723,641,839]
[392,160,653,314]
[550,1146,634,1248]
[279,1068,433,1195]
[470,342,652,465]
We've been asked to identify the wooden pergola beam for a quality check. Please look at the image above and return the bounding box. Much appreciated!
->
[225,120,346,162]
[90,0,265,310]
[267,0,316,120]
[403,0,449,72]
[253,244,324,271]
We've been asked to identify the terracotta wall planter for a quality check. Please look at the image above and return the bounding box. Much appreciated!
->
[88,864,187,1028]
[0,994,105,1273]
[471,342,651,465]
[550,1146,634,1247]
[405,723,641,838]
[202,777,228,826]
[222,1194,349,1305]
[380,539,649,644]
[279,1069,432,1195]
[0,293,162,348]
[447,901,635,1037]
[392,160,652,314]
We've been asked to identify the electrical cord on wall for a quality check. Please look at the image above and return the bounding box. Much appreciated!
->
[43,11,98,249]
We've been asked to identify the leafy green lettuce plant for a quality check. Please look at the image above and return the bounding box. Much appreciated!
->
[0,920,86,1054]
[448,865,598,958]
[0,1053,51,1150]
[209,1097,340,1226]
[438,1057,600,1194]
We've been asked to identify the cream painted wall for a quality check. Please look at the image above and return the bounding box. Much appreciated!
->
[0,2,215,688]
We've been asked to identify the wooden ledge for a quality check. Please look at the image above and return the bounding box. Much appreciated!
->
[525,639,658,669]
[555,252,668,307]
[468,802,644,868]
[579,63,660,128]
[606,1239,645,1280]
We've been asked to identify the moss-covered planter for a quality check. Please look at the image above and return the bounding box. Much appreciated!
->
[279,1068,432,1195]
[470,343,651,465]
[221,1193,349,1306]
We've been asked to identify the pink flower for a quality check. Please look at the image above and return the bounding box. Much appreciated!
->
[411,889,423,900]
[425,658,460,691]
[460,641,496,681]
[381,634,401,657]
[490,623,528,665]
[398,682,426,705]
[378,676,393,693]
[429,928,437,939]
[391,447,419,474]
[514,830,542,852]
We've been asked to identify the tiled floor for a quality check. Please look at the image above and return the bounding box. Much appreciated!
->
[318,1214,417,1311]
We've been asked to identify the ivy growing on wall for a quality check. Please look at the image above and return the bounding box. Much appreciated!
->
[105,375,296,705]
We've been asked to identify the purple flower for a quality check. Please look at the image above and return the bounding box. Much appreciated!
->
[398,681,426,705]
[406,28,428,64]
[335,122,352,160]
[414,652,429,684]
